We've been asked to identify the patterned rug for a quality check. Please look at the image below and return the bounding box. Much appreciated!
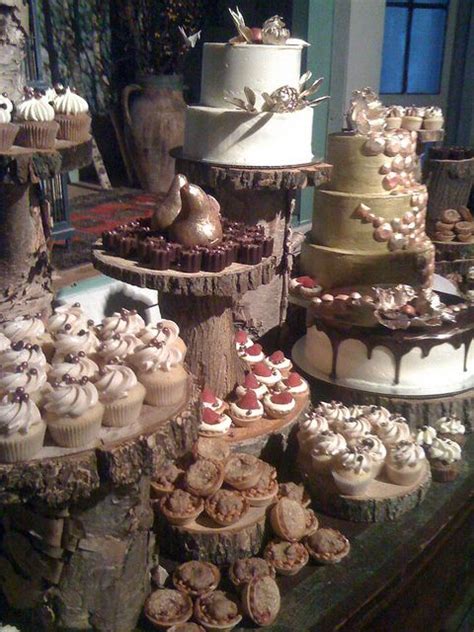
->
[52,189,164,270]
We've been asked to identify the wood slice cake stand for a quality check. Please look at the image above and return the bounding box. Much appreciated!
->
[173,149,332,339]
[92,241,275,399]
[299,458,432,523]
[0,381,199,632]
[424,154,474,220]
[0,138,93,318]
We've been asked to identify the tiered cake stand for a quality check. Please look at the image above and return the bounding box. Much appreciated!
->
[0,139,93,318]
[173,150,332,340]
[0,384,199,631]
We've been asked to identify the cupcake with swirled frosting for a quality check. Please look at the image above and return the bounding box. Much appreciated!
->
[47,302,89,336]
[96,333,141,365]
[385,440,426,486]
[0,93,18,151]
[337,416,372,441]
[98,309,145,340]
[138,319,186,358]
[314,401,350,427]
[331,448,374,496]
[351,434,387,477]
[0,340,47,372]
[0,388,45,462]
[413,425,437,449]
[15,88,59,148]
[94,363,145,427]
[52,86,91,142]
[0,314,45,345]
[53,326,100,361]
[423,106,444,131]
[310,430,347,475]
[297,413,329,457]
[358,405,391,429]
[433,415,466,447]
[427,437,462,482]
[374,415,411,447]
[48,352,99,383]
[0,363,47,404]
[401,105,424,131]
[43,375,103,447]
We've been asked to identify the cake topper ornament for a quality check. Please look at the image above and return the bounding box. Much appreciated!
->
[346,87,387,135]
[178,26,201,49]
[228,6,309,46]
[261,15,290,44]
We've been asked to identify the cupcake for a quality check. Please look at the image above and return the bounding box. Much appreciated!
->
[401,106,424,131]
[337,416,372,441]
[0,363,47,404]
[53,327,100,361]
[0,341,47,372]
[314,401,350,427]
[96,333,141,365]
[200,386,226,414]
[265,351,292,377]
[52,86,91,142]
[198,407,232,437]
[331,448,374,496]
[131,343,188,407]
[252,361,282,389]
[276,371,309,399]
[139,319,178,345]
[48,352,99,383]
[43,376,103,447]
[0,389,46,462]
[358,405,391,428]
[423,106,444,131]
[433,415,466,446]
[0,93,18,151]
[15,88,59,149]
[229,391,264,427]
[99,308,145,340]
[238,343,265,365]
[352,434,387,477]
[310,430,347,476]
[413,424,437,449]
[385,105,405,130]
[263,391,296,419]
[0,314,45,345]
[297,412,329,456]
[427,437,462,482]
[235,372,268,401]
[0,333,10,352]
[234,330,253,352]
[375,415,411,447]
[94,363,145,427]
[385,440,426,486]
[47,302,89,336]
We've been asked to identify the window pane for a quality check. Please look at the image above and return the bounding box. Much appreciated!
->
[407,8,447,93]
[380,7,409,93]
[414,0,448,5]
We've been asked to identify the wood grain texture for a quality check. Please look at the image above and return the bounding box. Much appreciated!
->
[425,157,474,221]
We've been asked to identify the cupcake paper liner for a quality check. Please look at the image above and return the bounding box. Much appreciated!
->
[429,459,461,482]
[46,403,104,447]
[102,382,145,427]
[0,123,19,151]
[55,113,91,142]
[138,365,188,407]
[385,463,423,486]
[0,421,46,463]
[16,121,59,149]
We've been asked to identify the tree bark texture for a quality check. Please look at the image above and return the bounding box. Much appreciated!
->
[425,158,474,224]
[0,0,28,102]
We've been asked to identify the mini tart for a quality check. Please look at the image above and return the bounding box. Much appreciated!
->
[235,372,268,400]
[228,557,275,591]
[270,498,307,542]
[205,489,249,527]
[201,386,226,414]
[263,391,296,419]
[194,591,242,632]
[304,528,350,564]
[144,588,193,629]
[199,407,232,437]
[264,540,309,576]
[172,561,221,598]
[238,342,265,365]
[290,275,322,298]
[224,453,264,490]
[229,390,264,427]
[184,458,224,497]
[241,463,278,507]
[241,575,280,627]
[251,361,282,388]
[168,624,206,632]
[304,508,319,536]
[277,482,311,508]
[277,371,309,398]
[265,350,292,377]
[159,489,204,526]
[151,461,184,497]
[192,437,230,463]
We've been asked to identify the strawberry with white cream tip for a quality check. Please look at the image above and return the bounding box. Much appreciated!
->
[265,350,292,377]
[252,361,282,388]
[234,329,253,351]
[238,342,266,365]
[263,391,296,419]
[200,386,226,414]
[99,308,145,340]
[235,372,268,400]
[199,406,232,437]
[229,390,264,427]
[289,275,322,298]
[276,371,309,397]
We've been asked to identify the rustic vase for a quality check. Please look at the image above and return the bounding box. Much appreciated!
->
[122,74,185,193]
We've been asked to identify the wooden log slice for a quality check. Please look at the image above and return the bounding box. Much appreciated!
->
[417,130,445,144]
[299,459,432,523]
[433,239,474,262]
[156,505,268,565]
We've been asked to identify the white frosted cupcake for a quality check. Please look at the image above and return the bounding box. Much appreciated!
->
[48,352,99,382]
[0,341,47,372]
[375,415,411,447]
[0,93,18,150]
[337,416,372,441]
[0,314,45,345]
[401,106,424,131]
[229,390,264,427]
[427,437,462,482]
[94,363,145,427]
[52,86,91,142]
[99,308,145,340]
[413,425,437,449]
[265,350,292,377]
[235,372,268,401]
[352,434,387,477]
[199,407,232,437]
[0,364,47,404]
[131,343,188,407]
[297,413,329,456]
[47,302,90,336]
[423,106,444,131]
[0,389,46,462]
[15,90,59,148]
[0,333,10,352]
[385,440,426,486]
[331,448,374,496]
[310,430,347,476]
[139,318,178,344]
[433,415,466,446]
[53,327,100,361]
[96,333,141,364]
[358,405,391,429]
[385,105,405,130]
[252,361,282,388]
[314,401,350,427]
[43,376,103,447]
[238,343,266,365]
[263,391,296,419]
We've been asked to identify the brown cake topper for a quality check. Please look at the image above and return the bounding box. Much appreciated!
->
[151,173,188,231]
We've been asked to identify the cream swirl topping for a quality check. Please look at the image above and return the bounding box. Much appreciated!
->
[94,364,138,402]
[0,316,45,343]
[0,343,47,371]
[53,88,89,115]
[338,416,372,439]
[16,96,55,122]
[0,365,47,396]
[424,106,443,119]
[387,105,405,118]
[359,405,391,427]
[44,379,98,417]
[97,333,141,363]
[414,425,437,446]
[315,401,350,425]
[48,354,99,382]
[139,319,179,345]
[0,333,10,352]
[428,437,462,464]
[47,304,89,335]
[354,434,387,462]
[387,440,426,469]
[337,448,372,474]
[375,416,411,445]
[0,392,41,435]
[0,94,13,123]
[311,430,347,457]
[130,342,183,373]
[54,329,99,358]
[99,309,145,340]
[297,414,329,452]
[434,415,465,436]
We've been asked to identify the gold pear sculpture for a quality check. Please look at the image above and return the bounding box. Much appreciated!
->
[168,182,223,247]
[151,173,188,231]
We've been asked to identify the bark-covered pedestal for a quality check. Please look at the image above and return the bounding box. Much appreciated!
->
[0,139,93,318]
[425,156,474,226]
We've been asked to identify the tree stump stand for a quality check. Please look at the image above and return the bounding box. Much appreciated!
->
[0,382,200,632]
[92,242,275,399]
[424,156,474,224]
[172,150,332,340]
[0,139,93,318]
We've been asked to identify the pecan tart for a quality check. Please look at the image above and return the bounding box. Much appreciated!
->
[192,436,231,464]
[304,527,350,564]
[304,508,319,536]
[224,453,264,490]
[151,461,184,498]
[159,489,204,526]
[205,489,249,527]
[173,561,221,597]
[194,590,242,632]
[168,624,206,632]
[241,463,278,507]
[264,539,309,576]
[270,498,307,542]
[241,575,281,627]
[277,482,311,508]
[228,557,275,591]
[184,458,224,497]
[144,588,193,629]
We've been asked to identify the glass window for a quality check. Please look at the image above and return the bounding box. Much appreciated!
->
[380,0,450,94]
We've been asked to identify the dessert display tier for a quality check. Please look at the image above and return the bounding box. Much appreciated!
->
[299,459,432,523]
[157,504,268,565]
[92,241,275,398]
[425,154,474,222]
[0,138,93,318]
